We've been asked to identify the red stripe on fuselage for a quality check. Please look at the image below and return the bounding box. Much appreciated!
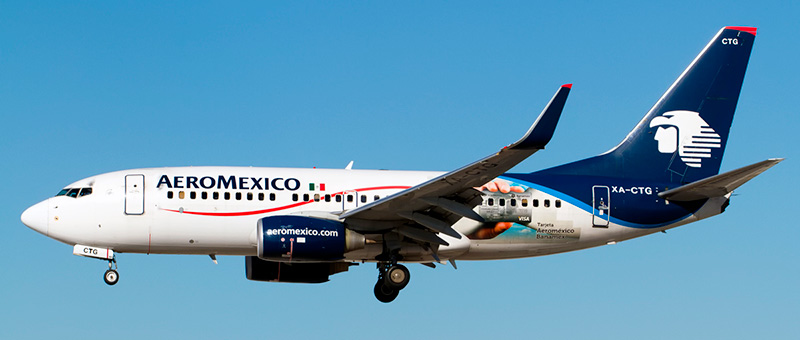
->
[160,185,411,217]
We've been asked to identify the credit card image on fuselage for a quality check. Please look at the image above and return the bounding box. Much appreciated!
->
[477,189,534,224]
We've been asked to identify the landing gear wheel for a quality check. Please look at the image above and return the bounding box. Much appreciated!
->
[104,269,119,285]
[384,264,410,290]
[374,280,399,303]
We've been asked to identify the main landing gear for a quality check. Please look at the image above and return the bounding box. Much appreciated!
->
[373,262,410,303]
[103,258,119,286]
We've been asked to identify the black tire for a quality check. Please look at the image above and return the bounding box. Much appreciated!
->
[384,264,410,290]
[373,280,398,303]
[104,269,119,286]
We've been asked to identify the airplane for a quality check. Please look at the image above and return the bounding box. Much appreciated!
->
[21,26,781,303]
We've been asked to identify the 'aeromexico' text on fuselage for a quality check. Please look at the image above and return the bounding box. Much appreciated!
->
[156,175,301,191]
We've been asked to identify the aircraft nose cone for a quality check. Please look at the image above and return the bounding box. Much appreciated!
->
[21,200,49,236]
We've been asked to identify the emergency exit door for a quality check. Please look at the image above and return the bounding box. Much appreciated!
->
[125,174,145,215]
[342,190,359,211]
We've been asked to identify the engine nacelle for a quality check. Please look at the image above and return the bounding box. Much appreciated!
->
[257,215,365,262]
[245,256,353,283]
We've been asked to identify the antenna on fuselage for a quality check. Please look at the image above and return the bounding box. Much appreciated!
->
[345,161,354,170]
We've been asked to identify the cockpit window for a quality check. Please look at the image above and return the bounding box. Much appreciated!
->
[66,188,80,197]
[56,187,93,198]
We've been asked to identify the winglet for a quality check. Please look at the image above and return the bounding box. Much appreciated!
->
[509,84,571,150]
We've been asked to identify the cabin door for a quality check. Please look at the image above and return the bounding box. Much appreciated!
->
[125,174,145,215]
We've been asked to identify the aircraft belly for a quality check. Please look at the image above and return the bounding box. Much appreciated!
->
[143,212,256,255]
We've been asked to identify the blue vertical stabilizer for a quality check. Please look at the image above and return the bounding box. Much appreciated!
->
[537,27,757,184]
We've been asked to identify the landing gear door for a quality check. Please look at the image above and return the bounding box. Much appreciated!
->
[125,174,145,215]
[592,185,610,227]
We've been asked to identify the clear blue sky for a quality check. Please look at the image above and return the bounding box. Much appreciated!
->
[2,1,798,339]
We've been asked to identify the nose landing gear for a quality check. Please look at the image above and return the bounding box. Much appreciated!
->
[71,244,119,286]
[373,262,410,303]
[103,258,119,286]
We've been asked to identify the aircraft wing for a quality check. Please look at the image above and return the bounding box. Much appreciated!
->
[341,84,571,244]
[658,158,783,201]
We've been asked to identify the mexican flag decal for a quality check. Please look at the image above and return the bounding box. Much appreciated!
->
[309,183,326,191]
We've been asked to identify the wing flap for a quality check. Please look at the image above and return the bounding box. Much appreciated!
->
[396,226,449,246]
[397,211,461,238]
[420,196,486,222]
[658,158,783,201]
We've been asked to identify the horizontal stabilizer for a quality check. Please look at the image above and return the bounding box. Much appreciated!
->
[659,158,783,201]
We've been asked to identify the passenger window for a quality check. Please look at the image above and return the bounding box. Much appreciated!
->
[374,195,380,201]
[361,195,367,203]
[213,192,219,200]
[499,199,506,206]
[325,194,331,202]
[270,193,276,201]
[335,195,342,203]
[79,188,92,197]
[487,198,494,206]
[167,191,174,199]
[258,193,264,201]
[521,199,528,207]
[201,192,208,200]
[555,200,562,208]
[224,192,231,200]
[314,194,320,202]
[179,191,185,199]
[303,194,310,202]
[292,193,298,202]
[235,192,242,200]
[66,188,80,198]
[544,199,550,208]
[247,192,253,201]
[533,199,539,207]
[347,195,353,203]
[190,191,197,199]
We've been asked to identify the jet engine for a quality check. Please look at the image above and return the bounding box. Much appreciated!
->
[257,215,365,262]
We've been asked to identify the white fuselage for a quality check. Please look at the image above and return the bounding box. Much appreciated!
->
[23,166,722,263]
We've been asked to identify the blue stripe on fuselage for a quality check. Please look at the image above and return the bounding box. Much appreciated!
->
[499,173,705,229]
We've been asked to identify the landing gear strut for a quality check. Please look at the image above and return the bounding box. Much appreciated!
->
[373,262,411,303]
[104,258,119,286]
